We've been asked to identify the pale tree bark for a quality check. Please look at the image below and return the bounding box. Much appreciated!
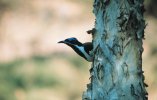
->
[83,0,148,100]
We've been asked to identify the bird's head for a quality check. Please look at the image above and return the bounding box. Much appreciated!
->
[58,37,82,46]
[58,37,93,61]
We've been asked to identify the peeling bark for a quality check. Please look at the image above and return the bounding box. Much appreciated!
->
[83,0,147,100]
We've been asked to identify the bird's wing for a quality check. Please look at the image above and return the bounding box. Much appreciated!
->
[83,42,93,54]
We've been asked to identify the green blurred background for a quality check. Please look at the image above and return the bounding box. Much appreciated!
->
[0,0,156,100]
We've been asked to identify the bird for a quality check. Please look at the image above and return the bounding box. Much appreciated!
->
[58,37,93,62]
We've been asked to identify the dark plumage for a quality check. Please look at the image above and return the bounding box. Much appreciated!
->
[58,37,93,61]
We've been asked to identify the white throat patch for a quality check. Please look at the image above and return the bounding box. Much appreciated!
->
[75,45,92,61]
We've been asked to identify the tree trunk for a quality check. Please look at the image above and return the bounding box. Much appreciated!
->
[83,0,148,100]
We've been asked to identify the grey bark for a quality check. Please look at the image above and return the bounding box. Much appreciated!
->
[83,0,147,100]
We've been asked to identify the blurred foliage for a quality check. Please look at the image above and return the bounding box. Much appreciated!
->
[0,54,87,100]
[145,0,157,17]
[0,0,20,11]
[150,46,157,56]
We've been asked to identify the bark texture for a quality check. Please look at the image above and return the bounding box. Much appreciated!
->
[83,0,147,100]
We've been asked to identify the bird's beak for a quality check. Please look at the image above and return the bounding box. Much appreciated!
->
[58,40,73,46]
[58,41,64,43]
